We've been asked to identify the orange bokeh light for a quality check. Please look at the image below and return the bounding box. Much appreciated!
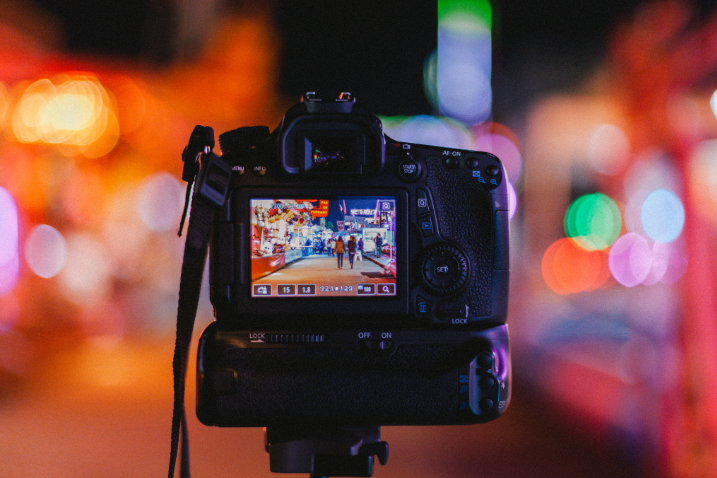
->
[10,74,119,158]
[542,237,612,295]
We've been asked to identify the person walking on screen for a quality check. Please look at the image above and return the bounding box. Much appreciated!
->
[347,236,357,269]
[335,236,345,269]
[374,234,383,258]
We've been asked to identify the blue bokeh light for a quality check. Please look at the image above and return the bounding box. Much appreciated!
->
[641,189,685,243]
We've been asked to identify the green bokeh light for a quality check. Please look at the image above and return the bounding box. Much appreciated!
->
[438,0,492,29]
[564,193,622,250]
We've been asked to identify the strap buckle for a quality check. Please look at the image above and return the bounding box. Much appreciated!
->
[178,125,232,236]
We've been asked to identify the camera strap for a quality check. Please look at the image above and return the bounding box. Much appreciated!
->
[169,126,232,478]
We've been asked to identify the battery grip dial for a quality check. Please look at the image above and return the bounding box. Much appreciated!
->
[420,243,469,296]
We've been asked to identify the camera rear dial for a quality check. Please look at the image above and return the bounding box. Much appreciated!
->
[419,243,469,296]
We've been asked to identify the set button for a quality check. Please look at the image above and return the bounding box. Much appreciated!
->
[420,243,469,296]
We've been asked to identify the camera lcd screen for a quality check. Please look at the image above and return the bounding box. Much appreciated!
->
[250,196,397,298]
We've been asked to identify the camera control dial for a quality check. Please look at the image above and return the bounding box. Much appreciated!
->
[419,243,469,296]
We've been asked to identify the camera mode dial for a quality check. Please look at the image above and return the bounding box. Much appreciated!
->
[419,243,469,296]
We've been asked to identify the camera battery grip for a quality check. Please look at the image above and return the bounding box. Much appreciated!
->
[197,322,510,427]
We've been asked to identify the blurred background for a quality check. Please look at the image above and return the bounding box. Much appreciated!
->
[1,0,717,476]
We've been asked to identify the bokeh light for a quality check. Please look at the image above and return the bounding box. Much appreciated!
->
[542,238,611,294]
[423,51,439,109]
[59,233,112,306]
[10,75,119,158]
[608,232,652,287]
[0,293,19,333]
[61,169,107,226]
[641,189,684,243]
[623,152,681,235]
[474,132,522,184]
[136,171,184,233]
[564,193,622,251]
[657,239,688,285]
[0,187,20,296]
[381,115,473,149]
[689,139,717,225]
[436,0,492,125]
[711,89,717,120]
[0,326,34,377]
[0,81,10,129]
[113,78,148,136]
[507,181,518,220]
[640,240,670,286]
[24,224,68,278]
[586,124,630,175]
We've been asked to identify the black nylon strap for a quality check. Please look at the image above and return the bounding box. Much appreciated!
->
[169,191,215,478]
[169,126,232,477]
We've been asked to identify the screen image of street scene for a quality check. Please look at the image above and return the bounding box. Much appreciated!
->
[250,196,397,297]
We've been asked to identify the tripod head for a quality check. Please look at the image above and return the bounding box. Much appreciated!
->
[265,426,389,478]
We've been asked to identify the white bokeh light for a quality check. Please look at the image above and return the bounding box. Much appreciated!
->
[136,171,184,233]
[24,225,68,278]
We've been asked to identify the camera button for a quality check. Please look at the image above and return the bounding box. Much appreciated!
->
[377,283,396,295]
[434,261,451,276]
[252,164,267,176]
[416,189,430,216]
[418,217,434,237]
[476,352,494,370]
[416,296,431,316]
[479,375,496,390]
[444,156,459,169]
[419,244,469,296]
[436,301,469,320]
[397,157,421,182]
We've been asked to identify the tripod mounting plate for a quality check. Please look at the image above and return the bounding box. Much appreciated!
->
[265,426,388,477]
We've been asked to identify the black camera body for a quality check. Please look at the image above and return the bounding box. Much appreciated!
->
[197,93,511,429]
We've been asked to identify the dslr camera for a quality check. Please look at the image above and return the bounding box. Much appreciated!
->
[194,92,511,474]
